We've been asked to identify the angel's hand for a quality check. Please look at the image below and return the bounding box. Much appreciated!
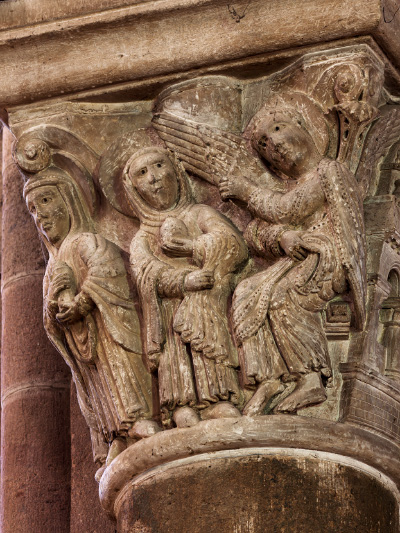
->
[184,270,215,292]
[219,174,257,202]
[279,231,310,261]
[161,237,193,257]
[56,302,83,325]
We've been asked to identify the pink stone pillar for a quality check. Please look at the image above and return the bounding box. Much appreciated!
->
[0,127,71,532]
[70,386,116,533]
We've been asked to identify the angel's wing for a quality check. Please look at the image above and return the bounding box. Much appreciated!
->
[153,112,269,187]
[356,106,400,198]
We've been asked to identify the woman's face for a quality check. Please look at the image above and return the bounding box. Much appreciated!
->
[127,152,179,210]
[255,118,319,179]
[26,185,70,248]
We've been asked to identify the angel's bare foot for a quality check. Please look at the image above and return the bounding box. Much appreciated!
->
[275,372,326,413]
[173,406,200,428]
[243,379,285,416]
[201,401,241,420]
[128,419,162,440]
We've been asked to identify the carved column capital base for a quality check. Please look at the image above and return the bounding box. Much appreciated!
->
[100,416,400,531]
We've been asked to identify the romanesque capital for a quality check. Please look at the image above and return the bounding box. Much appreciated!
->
[10,43,400,530]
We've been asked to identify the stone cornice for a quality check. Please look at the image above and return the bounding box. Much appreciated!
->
[1,0,399,109]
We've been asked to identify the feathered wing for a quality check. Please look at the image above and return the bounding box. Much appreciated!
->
[153,112,269,187]
[357,106,400,198]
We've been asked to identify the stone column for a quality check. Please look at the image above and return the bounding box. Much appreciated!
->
[0,127,71,532]
[2,2,400,529]
[70,387,116,533]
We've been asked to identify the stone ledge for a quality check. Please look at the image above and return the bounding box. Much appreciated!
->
[114,448,400,532]
[1,0,397,108]
[99,414,400,515]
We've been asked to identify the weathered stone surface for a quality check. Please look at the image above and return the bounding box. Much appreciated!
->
[126,146,247,425]
[99,416,400,515]
[1,128,71,532]
[1,0,400,108]
[70,386,116,533]
[0,0,138,31]
[23,161,154,467]
[3,1,400,529]
[14,46,391,436]
[116,449,399,533]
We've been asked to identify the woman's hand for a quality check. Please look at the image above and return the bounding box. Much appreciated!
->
[56,301,82,325]
[279,230,310,261]
[184,270,215,292]
[56,292,93,325]
[161,237,193,257]
[49,269,73,301]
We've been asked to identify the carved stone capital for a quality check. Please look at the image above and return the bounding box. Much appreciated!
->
[8,43,400,529]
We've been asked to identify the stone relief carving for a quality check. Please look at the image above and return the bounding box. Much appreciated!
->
[14,131,157,474]
[123,145,248,427]
[11,45,400,471]
[153,81,369,415]
[380,271,400,381]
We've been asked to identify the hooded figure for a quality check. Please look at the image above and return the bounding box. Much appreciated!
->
[125,147,248,426]
[218,93,366,414]
[24,168,154,466]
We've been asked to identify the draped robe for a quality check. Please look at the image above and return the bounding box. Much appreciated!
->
[233,158,366,387]
[44,232,152,444]
[131,203,248,413]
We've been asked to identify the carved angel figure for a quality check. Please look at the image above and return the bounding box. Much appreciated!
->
[24,169,155,468]
[124,147,248,426]
[153,92,366,414]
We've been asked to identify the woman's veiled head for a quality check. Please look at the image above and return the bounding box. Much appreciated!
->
[26,185,70,248]
[124,148,179,211]
[122,147,192,229]
[24,168,93,252]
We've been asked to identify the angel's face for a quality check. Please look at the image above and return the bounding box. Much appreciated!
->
[128,152,179,210]
[26,185,70,248]
[255,118,318,179]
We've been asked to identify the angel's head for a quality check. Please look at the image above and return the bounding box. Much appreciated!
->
[252,113,320,179]
[249,94,330,179]
[123,147,179,211]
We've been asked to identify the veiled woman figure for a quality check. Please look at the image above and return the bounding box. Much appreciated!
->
[218,93,366,414]
[24,168,155,467]
[125,147,248,426]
